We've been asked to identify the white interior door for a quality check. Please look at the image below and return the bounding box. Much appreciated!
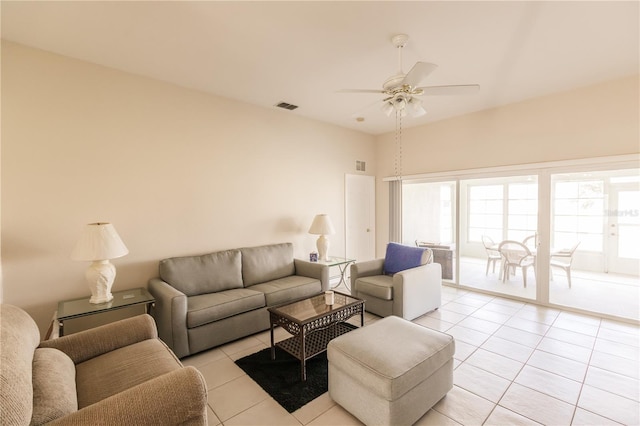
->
[608,184,640,275]
[345,174,375,262]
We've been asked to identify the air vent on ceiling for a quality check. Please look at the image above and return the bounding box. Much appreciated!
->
[275,101,299,111]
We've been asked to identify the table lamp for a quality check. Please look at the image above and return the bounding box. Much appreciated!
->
[71,222,129,304]
[308,214,335,262]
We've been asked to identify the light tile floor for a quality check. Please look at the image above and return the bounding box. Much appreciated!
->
[182,286,640,426]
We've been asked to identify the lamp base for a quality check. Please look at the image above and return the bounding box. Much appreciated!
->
[86,260,116,304]
[89,294,114,304]
[316,235,331,262]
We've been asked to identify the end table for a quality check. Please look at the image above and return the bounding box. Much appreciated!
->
[317,257,356,290]
[56,287,155,336]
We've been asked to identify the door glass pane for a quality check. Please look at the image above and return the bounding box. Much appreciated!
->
[549,169,640,320]
[402,180,457,283]
[459,176,537,300]
[617,190,640,259]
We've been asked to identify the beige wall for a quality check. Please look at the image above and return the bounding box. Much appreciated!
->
[3,40,638,334]
[375,75,640,256]
[1,41,375,334]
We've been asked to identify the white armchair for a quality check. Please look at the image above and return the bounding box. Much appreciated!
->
[350,250,442,321]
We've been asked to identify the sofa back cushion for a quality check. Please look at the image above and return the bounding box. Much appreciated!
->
[384,243,431,275]
[240,243,295,287]
[0,304,41,425]
[159,250,243,296]
[31,348,78,425]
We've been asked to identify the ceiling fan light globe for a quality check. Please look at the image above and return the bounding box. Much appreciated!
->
[381,102,394,117]
[393,94,407,110]
[407,97,426,117]
[410,105,427,117]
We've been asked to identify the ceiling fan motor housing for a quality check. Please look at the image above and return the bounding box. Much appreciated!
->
[391,34,409,48]
[383,74,406,91]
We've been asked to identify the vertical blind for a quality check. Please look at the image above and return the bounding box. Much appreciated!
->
[389,180,402,243]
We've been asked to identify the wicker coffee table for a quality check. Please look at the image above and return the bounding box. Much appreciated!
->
[268,291,364,381]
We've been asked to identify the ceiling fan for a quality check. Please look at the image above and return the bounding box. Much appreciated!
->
[341,34,480,118]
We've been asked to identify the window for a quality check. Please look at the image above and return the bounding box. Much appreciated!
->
[465,178,538,244]
[507,182,538,242]
[552,179,604,251]
[468,185,503,243]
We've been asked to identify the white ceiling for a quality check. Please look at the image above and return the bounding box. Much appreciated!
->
[2,1,638,135]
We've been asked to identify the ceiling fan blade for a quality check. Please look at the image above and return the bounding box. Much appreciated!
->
[417,84,480,95]
[402,62,438,88]
[350,98,385,118]
[337,89,385,94]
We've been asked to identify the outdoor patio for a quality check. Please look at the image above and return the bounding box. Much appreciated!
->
[457,256,639,321]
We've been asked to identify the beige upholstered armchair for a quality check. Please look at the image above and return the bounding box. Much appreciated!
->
[1,304,208,425]
[350,243,442,320]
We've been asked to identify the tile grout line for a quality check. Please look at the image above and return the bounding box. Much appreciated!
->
[568,315,601,426]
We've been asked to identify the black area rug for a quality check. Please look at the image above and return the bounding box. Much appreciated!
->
[235,346,328,413]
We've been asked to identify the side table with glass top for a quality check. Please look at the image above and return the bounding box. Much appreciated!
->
[56,287,155,336]
[316,256,356,290]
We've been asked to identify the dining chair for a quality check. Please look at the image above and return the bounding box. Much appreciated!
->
[498,240,536,287]
[481,235,502,275]
[550,242,580,288]
[523,234,537,250]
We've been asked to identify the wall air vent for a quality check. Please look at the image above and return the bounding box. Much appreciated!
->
[356,160,366,171]
[275,101,299,111]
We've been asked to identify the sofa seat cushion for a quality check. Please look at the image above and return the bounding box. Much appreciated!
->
[354,275,393,300]
[241,243,295,286]
[75,339,182,408]
[159,249,243,296]
[251,275,322,306]
[187,288,266,328]
[31,347,78,425]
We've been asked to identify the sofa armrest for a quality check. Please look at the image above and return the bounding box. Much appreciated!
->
[38,314,157,364]
[392,262,442,320]
[148,278,190,358]
[350,259,385,294]
[294,259,330,291]
[48,366,208,425]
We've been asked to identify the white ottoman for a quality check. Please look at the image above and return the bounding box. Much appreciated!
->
[327,316,455,426]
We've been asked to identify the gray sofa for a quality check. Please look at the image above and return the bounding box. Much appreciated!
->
[0,304,208,425]
[149,242,329,358]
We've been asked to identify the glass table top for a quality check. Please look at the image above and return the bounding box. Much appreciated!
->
[315,257,355,267]
[268,291,362,323]
[57,287,154,320]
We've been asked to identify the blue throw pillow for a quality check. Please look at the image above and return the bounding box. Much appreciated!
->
[384,242,429,275]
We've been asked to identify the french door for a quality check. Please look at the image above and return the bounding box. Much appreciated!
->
[608,184,640,275]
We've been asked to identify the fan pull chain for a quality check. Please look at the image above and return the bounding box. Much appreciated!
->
[399,112,403,179]
[394,110,403,179]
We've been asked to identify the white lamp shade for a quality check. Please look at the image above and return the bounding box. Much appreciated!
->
[71,222,129,261]
[308,214,335,235]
